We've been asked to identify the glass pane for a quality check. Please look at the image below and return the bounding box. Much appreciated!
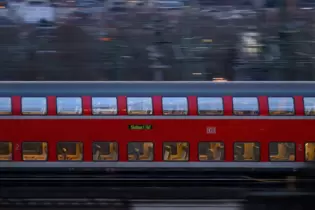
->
[268,97,294,116]
[0,97,11,115]
[234,142,260,161]
[305,143,315,161]
[22,97,47,115]
[92,97,117,115]
[199,142,224,161]
[162,97,188,115]
[0,142,12,160]
[304,98,315,116]
[57,97,82,115]
[198,97,223,115]
[163,142,189,161]
[127,97,153,115]
[57,142,83,161]
[269,142,295,161]
[128,142,154,161]
[22,142,48,161]
[233,97,259,116]
[93,142,118,161]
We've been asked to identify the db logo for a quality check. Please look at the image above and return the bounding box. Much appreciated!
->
[206,127,216,134]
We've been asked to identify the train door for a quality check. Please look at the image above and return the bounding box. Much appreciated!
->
[0,142,12,160]
[163,142,189,161]
[127,142,154,161]
[57,142,83,161]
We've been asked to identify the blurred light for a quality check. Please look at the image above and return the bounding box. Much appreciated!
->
[100,37,112,42]
[213,78,228,82]
[202,39,212,43]
[192,73,202,75]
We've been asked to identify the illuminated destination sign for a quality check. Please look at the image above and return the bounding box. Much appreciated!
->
[129,125,152,130]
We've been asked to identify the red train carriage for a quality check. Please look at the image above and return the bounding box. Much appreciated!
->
[0,81,315,171]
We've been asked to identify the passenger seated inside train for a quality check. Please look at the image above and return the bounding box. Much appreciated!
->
[234,143,260,161]
[198,142,224,161]
[128,142,153,161]
[93,142,118,161]
[269,142,295,161]
[163,142,189,161]
[57,142,83,161]
[305,143,315,161]
[0,142,12,160]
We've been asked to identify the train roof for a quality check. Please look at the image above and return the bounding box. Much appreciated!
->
[1,81,315,97]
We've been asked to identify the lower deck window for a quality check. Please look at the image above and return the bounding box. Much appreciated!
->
[305,143,315,161]
[57,142,83,161]
[199,142,224,161]
[163,142,189,161]
[269,142,295,161]
[128,142,154,161]
[93,142,118,161]
[0,142,12,160]
[22,142,47,161]
[234,142,260,161]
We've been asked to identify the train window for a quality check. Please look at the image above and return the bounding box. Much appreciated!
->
[305,143,315,161]
[197,97,223,115]
[128,142,154,161]
[127,97,153,115]
[234,142,260,161]
[269,142,295,161]
[162,97,188,115]
[22,97,47,115]
[22,142,48,161]
[163,142,189,161]
[304,98,315,116]
[92,97,117,115]
[57,142,83,161]
[199,142,224,161]
[57,97,82,115]
[233,97,259,116]
[92,142,118,161]
[0,142,12,160]
[268,97,294,116]
[0,97,11,115]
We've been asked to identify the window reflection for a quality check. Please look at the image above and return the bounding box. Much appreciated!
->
[163,142,189,161]
[57,142,83,161]
[0,97,11,115]
[234,142,260,161]
[128,142,154,161]
[92,97,117,115]
[233,97,259,116]
[57,97,82,115]
[199,142,224,161]
[127,97,153,115]
[198,97,223,115]
[93,142,118,161]
[22,142,47,161]
[268,97,294,116]
[269,142,295,161]
[305,143,315,161]
[0,142,12,160]
[22,97,47,115]
[304,98,315,116]
[162,97,188,115]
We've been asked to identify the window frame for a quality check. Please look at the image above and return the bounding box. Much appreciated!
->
[268,97,295,116]
[233,142,261,162]
[91,97,118,115]
[0,97,12,115]
[92,141,118,161]
[0,141,13,161]
[198,141,225,161]
[56,97,83,116]
[303,97,315,116]
[56,142,83,161]
[268,142,296,162]
[22,141,48,161]
[162,142,189,161]
[232,97,259,116]
[127,142,154,161]
[197,97,224,116]
[21,97,48,116]
[127,97,153,116]
[162,97,188,116]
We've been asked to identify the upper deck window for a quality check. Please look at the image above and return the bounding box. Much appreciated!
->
[92,97,117,115]
[0,97,11,115]
[127,97,153,115]
[57,97,82,115]
[197,97,223,115]
[233,97,259,116]
[304,97,315,116]
[22,97,47,115]
[162,97,188,115]
[268,97,294,116]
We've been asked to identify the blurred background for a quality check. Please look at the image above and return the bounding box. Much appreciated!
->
[0,0,314,81]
